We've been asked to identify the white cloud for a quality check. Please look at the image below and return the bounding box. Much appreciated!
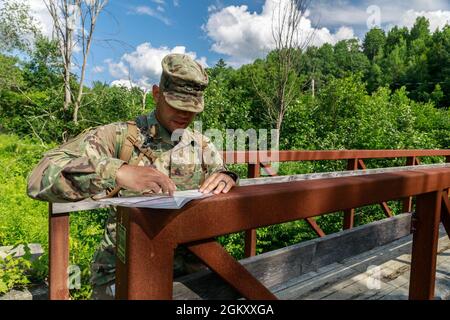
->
[24,0,54,38]
[207,0,224,13]
[105,58,128,79]
[23,0,108,39]
[107,43,208,89]
[152,0,165,4]
[401,10,450,31]
[310,1,450,32]
[12,0,98,55]
[207,5,218,13]
[157,5,165,13]
[196,56,209,68]
[173,0,179,7]
[203,0,355,67]
[334,26,355,42]
[92,65,104,73]
[111,79,142,90]
[131,5,171,26]
[204,0,450,66]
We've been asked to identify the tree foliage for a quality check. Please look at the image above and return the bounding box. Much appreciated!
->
[0,0,40,53]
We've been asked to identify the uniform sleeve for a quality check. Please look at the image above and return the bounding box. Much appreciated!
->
[27,123,128,202]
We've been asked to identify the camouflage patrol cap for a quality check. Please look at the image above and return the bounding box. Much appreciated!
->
[159,53,209,113]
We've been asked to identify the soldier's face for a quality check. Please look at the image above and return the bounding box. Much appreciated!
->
[153,85,197,132]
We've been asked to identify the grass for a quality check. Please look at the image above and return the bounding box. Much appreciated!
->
[0,134,107,299]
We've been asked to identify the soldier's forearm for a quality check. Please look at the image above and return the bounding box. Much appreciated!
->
[27,156,125,203]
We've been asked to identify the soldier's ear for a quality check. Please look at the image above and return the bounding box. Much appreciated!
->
[152,85,160,102]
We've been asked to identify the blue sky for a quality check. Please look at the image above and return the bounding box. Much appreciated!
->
[20,0,450,88]
[86,0,268,85]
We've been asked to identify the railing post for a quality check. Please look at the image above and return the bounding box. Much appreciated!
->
[402,157,417,213]
[187,240,277,300]
[48,203,70,300]
[446,156,450,163]
[409,191,442,300]
[343,159,358,230]
[305,218,326,237]
[244,163,260,257]
[447,157,450,198]
[116,207,175,300]
[441,191,450,238]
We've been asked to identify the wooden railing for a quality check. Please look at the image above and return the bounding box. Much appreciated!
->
[47,150,450,300]
[114,166,450,300]
[220,150,450,257]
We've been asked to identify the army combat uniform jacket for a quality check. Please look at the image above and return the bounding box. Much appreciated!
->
[27,111,228,285]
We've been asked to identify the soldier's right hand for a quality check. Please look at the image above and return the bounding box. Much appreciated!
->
[115,164,177,196]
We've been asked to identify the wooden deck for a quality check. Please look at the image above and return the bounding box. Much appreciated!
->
[173,214,450,300]
[275,230,450,300]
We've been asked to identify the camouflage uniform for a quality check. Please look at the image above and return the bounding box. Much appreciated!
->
[27,54,232,298]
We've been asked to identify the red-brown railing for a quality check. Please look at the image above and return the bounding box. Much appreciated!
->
[114,166,450,300]
[47,149,450,300]
[220,150,450,257]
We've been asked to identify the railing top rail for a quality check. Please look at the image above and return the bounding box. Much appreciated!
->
[220,150,450,163]
[239,163,450,187]
[135,167,450,245]
[50,164,450,215]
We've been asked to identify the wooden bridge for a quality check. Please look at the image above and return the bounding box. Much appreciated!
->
[172,214,450,300]
[47,149,450,300]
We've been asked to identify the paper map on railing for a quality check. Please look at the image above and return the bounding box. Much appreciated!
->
[96,189,212,209]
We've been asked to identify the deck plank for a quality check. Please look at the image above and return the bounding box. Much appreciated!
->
[173,213,412,300]
[172,216,449,300]
[276,231,450,300]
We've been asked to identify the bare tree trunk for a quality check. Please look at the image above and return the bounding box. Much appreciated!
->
[63,48,72,111]
[64,0,72,111]
[252,0,313,138]
[73,0,108,124]
[45,0,108,124]
[46,0,75,112]
[276,109,284,133]
[142,90,148,111]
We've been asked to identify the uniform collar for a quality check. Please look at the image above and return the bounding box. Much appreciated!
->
[145,111,175,146]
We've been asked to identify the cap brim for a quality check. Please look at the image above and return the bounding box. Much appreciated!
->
[163,91,204,113]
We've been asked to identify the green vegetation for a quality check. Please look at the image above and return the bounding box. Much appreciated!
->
[0,15,449,299]
[0,134,109,299]
[0,254,32,294]
[0,135,48,295]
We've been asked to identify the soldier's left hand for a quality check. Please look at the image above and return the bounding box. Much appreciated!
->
[199,173,236,194]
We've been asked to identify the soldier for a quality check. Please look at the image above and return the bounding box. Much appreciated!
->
[27,53,238,299]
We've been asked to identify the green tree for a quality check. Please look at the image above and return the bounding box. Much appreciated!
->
[427,26,450,108]
[22,36,63,91]
[382,39,408,89]
[385,26,409,54]
[0,54,23,91]
[363,28,386,61]
[430,84,444,106]
[333,39,370,77]
[0,0,40,53]
[406,28,431,101]
[410,17,431,42]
